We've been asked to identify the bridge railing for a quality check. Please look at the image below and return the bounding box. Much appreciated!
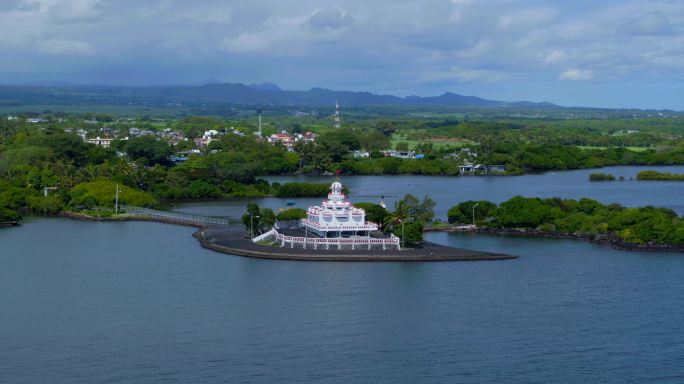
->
[121,205,234,226]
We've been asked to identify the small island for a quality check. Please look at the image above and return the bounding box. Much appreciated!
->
[430,196,684,252]
[637,170,684,181]
[196,181,516,262]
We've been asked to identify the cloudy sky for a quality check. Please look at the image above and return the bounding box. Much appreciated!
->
[1,0,683,109]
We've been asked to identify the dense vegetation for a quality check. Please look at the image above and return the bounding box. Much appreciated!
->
[589,173,616,181]
[2,111,684,226]
[448,197,684,245]
[637,170,684,181]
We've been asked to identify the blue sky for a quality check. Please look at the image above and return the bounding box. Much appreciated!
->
[1,0,682,109]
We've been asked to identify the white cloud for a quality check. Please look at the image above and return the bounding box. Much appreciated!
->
[543,50,567,65]
[37,38,94,55]
[421,66,508,83]
[306,7,353,31]
[621,10,673,36]
[48,0,102,24]
[498,7,556,30]
[559,68,594,81]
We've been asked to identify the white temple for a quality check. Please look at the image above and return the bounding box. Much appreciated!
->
[302,181,378,238]
[255,181,400,250]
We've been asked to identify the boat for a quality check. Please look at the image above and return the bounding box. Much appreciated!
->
[286,200,296,206]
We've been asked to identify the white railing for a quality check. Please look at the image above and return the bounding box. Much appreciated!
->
[252,229,276,243]
[275,233,399,245]
[300,219,378,231]
[121,205,232,226]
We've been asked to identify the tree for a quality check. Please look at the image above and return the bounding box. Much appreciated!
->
[241,203,276,236]
[397,194,435,223]
[124,136,172,166]
[393,221,423,245]
[448,200,497,224]
[353,202,389,226]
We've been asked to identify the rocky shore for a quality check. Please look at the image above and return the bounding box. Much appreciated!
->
[425,225,684,252]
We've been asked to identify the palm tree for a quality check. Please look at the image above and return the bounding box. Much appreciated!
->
[383,200,409,233]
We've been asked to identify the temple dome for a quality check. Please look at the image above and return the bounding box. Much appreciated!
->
[331,181,343,193]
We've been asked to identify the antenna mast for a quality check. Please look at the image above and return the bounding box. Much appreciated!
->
[258,110,262,136]
[334,101,340,129]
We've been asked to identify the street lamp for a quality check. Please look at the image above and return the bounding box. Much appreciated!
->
[472,203,479,226]
[398,219,405,249]
[250,214,260,238]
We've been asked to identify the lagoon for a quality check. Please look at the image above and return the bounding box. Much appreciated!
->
[175,165,684,220]
[2,218,684,383]
[2,165,684,383]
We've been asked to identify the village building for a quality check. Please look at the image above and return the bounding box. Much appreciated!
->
[267,131,316,151]
[459,163,506,174]
[85,137,114,148]
[382,150,417,159]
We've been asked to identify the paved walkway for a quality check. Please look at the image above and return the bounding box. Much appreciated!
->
[196,225,517,262]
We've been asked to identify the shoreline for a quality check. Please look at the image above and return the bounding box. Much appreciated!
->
[18,211,684,253]
[194,227,517,262]
[425,225,684,252]
[51,211,519,261]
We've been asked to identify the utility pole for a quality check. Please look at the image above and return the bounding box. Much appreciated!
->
[115,184,120,213]
[250,214,260,238]
[472,203,479,226]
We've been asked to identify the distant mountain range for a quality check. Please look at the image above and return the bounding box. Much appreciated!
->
[0,82,559,109]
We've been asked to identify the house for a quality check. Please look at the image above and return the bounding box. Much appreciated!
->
[85,137,114,148]
[353,150,370,158]
[382,150,416,159]
[267,131,296,150]
[195,130,222,147]
[459,163,506,175]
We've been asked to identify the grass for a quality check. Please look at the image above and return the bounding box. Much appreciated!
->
[390,130,476,150]
[576,145,651,152]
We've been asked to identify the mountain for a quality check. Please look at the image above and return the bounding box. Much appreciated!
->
[0,81,556,109]
[248,82,282,91]
[405,92,502,107]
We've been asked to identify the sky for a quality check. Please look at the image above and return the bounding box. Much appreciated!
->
[0,0,683,110]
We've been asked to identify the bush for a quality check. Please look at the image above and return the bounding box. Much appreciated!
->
[276,208,307,221]
[447,200,497,224]
[275,182,331,198]
[26,195,65,214]
[393,221,423,245]
[0,207,21,222]
[589,173,616,181]
[70,180,157,208]
[636,170,684,181]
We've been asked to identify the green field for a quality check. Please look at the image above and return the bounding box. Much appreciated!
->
[576,145,650,152]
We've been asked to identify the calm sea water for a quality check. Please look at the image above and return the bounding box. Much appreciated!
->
[175,165,684,220]
[2,219,684,383]
[2,166,684,383]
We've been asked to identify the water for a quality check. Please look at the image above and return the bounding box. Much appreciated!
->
[3,166,684,382]
[175,165,684,220]
[2,218,684,383]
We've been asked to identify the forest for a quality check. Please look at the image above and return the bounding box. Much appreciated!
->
[447,197,684,246]
[2,112,684,224]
